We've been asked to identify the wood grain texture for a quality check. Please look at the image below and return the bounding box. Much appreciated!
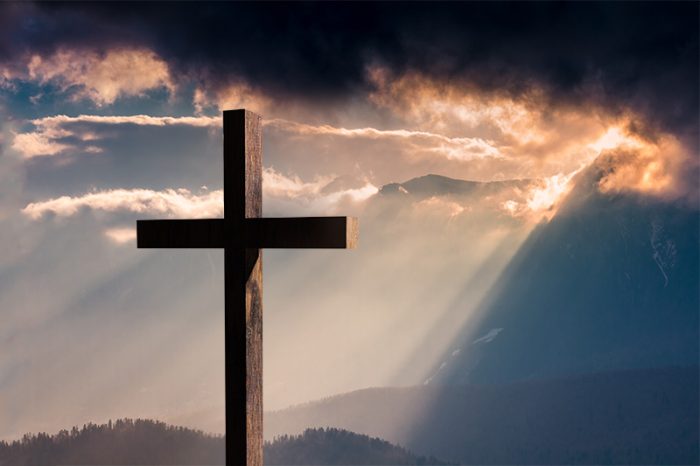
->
[346,217,359,249]
[245,249,262,466]
[224,109,263,466]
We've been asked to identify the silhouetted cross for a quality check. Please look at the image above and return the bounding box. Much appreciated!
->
[136,109,358,466]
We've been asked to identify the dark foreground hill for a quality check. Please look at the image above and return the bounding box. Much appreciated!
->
[0,419,444,466]
[267,366,699,465]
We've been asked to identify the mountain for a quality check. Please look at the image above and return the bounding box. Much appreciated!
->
[377,174,537,216]
[371,171,698,386]
[0,419,443,466]
[379,174,535,199]
[429,169,699,386]
[267,169,699,465]
[266,366,699,465]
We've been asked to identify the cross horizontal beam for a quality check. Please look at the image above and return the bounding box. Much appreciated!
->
[137,217,358,249]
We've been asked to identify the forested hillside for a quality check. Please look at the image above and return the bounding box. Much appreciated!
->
[266,428,446,465]
[0,419,444,465]
[0,419,222,466]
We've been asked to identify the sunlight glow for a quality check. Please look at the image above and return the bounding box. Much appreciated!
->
[526,171,579,214]
[588,126,643,153]
[368,66,692,211]
[104,227,137,244]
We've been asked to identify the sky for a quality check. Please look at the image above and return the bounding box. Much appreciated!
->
[0,2,697,440]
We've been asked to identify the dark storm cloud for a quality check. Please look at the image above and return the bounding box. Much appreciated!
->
[2,2,698,140]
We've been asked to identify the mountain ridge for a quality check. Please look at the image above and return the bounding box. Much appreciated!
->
[432,168,699,386]
[379,173,536,198]
[266,366,699,465]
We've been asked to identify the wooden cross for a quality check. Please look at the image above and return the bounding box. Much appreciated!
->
[136,109,358,466]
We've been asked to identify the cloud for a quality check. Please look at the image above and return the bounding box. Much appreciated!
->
[268,118,501,161]
[497,129,695,217]
[367,66,608,160]
[364,69,698,204]
[12,110,451,161]
[104,226,136,244]
[12,130,72,158]
[7,69,695,215]
[14,110,502,163]
[22,169,379,220]
[13,103,693,209]
[14,48,176,105]
[32,114,220,128]
[8,3,698,135]
[523,172,581,219]
[194,82,273,115]
[262,168,334,199]
[263,168,378,215]
[22,188,223,219]
[1,3,694,137]
[595,134,694,202]
[415,197,465,219]
[12,114,219,158]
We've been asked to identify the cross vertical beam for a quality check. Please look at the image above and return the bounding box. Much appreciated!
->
[136,108,358,466]
[224,110,263,466]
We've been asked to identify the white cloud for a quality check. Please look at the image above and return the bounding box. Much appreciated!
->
[263,167,378,215]
[104,227,137,244]
[415,196,466,219]
[22,169,379,220]
[267,118,502,161]
[12,131,71,158]
[12,114,220,159]
[22,188,224,219]
[32,114,220,128]
[14,112,502,163]
[263,167,335,198]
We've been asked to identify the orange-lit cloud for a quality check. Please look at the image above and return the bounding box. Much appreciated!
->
[595,134,692,200]
[366,67,695,209]
[15,48,176,105]
[499,171,581,220]
[194,82,273,115]
[527,172,579,212]
[367,66,607,161]
[12,130,72,158]
[12,67,694,215]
